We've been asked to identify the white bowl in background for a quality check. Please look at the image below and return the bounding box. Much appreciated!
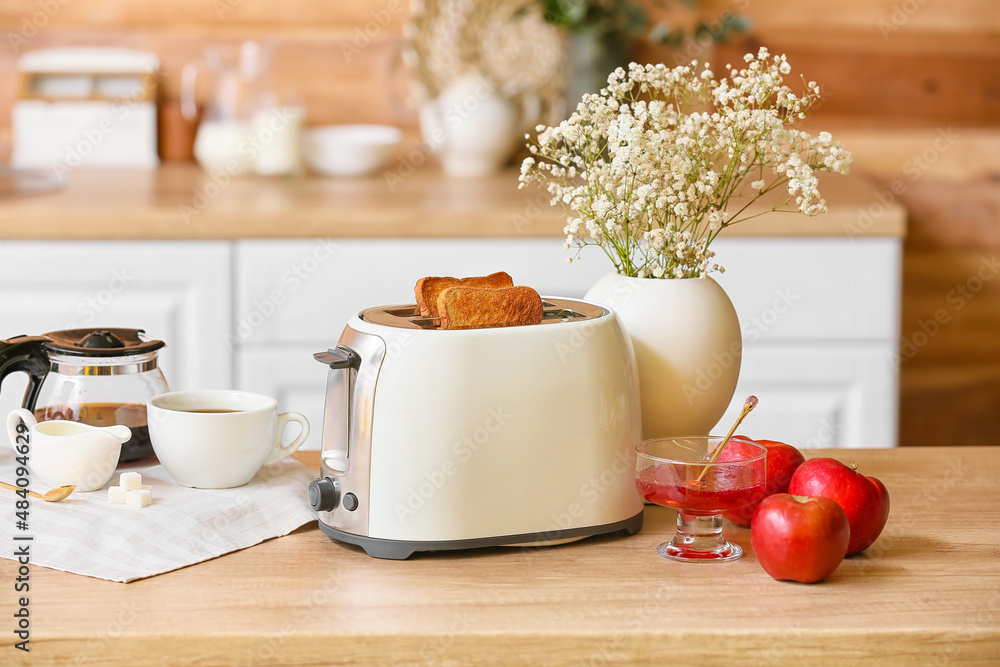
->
[304,124,402,177]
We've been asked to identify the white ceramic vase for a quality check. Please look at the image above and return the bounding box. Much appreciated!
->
[584,272,742,439]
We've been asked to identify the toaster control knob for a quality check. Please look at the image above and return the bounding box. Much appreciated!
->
[308,477,340,512]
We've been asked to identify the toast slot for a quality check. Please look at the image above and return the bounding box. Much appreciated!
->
[360,298,607,329]
[543,308,586,320]
[410,306,583,329]
[408,317,441,329]
[384,306,421,318]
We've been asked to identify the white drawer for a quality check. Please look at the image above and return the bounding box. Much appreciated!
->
[713,238,901,341]
[235,237,900,345]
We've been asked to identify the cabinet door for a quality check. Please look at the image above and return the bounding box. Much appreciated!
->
[236,346,326,451]
[712,237,901,341]
[0,241,232,419]
[233,238,900,345]
[710,344,898,449]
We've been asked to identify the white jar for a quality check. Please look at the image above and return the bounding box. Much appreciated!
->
[193,119,254,174]
[252,105,304,176]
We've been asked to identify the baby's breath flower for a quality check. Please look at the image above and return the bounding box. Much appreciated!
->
[519,51,852,279]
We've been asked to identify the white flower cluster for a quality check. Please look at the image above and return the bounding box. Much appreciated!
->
[519,48,852,278]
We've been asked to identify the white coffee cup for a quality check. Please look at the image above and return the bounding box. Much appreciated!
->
[148,390,309,489]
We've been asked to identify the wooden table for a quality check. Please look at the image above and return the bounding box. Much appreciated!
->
[3,446,996,666]
[0,164,904,240]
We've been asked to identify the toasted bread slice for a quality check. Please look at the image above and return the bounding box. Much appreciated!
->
[437,285,544,330]
[414,271,514,317]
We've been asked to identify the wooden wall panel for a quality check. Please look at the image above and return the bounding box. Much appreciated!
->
[637,0,1000,127]
[1,0,997,136]
[700,0,999,34]
[0,0,408,30]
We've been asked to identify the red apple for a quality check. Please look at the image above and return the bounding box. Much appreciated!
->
[788,458,890,556]
[751,494,850,583]
[723,437,806,527]
[715,435,763,463]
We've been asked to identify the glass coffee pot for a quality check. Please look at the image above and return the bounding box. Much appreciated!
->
[0,328,169,463]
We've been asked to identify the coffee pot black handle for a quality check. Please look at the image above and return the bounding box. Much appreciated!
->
[0,336,50,411]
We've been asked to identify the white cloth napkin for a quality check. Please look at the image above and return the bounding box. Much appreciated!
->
[0,449,318,583]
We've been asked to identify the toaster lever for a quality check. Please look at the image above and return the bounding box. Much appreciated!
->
[313,347,360,370]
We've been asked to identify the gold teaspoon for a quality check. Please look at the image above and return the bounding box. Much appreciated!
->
[0,480,76,502]
[695,395,759,483]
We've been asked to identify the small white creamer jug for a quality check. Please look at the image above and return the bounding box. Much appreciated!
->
[7,409,131,492]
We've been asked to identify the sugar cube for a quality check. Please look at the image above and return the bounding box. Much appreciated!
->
[108,486,126,504]
[125,489,152,508]
[119,472,142,491]
[141,485,152,492]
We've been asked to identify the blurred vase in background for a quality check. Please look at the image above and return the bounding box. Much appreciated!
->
[562,27,628,117]
[404,0,562,177]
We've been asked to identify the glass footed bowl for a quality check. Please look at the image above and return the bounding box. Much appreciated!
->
[636,435,766,562]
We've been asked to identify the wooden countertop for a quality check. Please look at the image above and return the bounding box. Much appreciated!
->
[2,446,995,666]
[0,164,904,240]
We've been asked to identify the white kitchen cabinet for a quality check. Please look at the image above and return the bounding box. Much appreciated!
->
[0,237,901,450]
[711,238,900,448]
[711,238,901,341]
[0,241,232,420]
[234,237,901,449]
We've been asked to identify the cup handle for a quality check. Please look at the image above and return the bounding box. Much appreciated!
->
[264,411,310,466]
[7,408,36,450]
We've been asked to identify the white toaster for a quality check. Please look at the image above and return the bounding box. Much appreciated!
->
[308,297,644,559]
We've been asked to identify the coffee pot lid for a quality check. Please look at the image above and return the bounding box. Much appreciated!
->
[41,328,165,357]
